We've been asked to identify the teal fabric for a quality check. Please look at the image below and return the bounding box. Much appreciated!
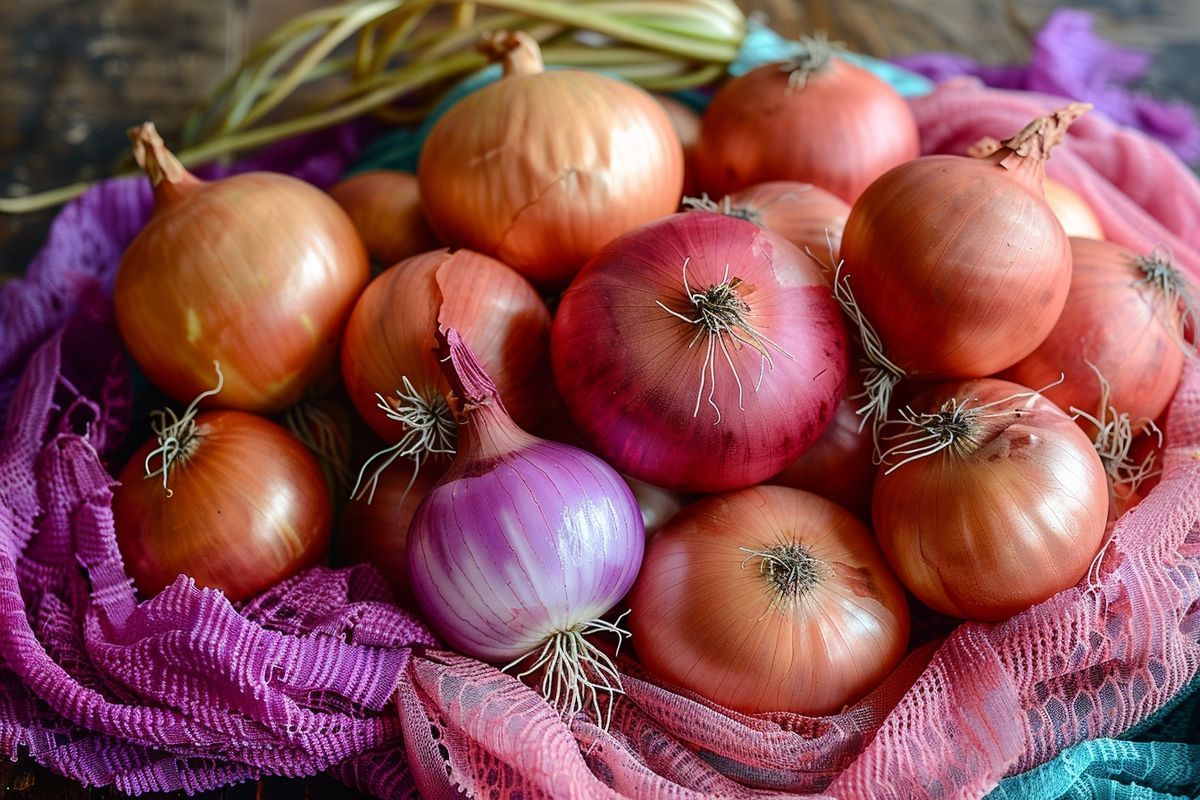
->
[988,676,1200,799]
[346,20,1198,800]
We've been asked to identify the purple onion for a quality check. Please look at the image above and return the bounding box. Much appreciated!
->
[407,330,644,716]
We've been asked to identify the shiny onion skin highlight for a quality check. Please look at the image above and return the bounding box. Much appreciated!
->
[629,486,910,715]
[407,331,644,720]
[328,170,439,267]
[1003,237,1192,426]
[872,378,1109,622]
[552,212,848,493]
[114,123,368,413]
[695,37,919,203]
[418,32,683,288]
[837,105,1086,427]
[1044,178,1104,239]
[113,406,331,603]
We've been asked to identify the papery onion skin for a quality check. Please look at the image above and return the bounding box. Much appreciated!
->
[407,331,644,662]
[1002,237,1186,425]
[1044,178,1104,239]
[872,378,1109,621]
[552,211,848,493]
[329,170,439,267]
[340,248,550,441]
[114,124,369,413]
[113,411,332,603]
[629,485,910,715]
[839,111,1078,379]
[695,57,919,203]
[724,180,851,264]
[418,33,684,288]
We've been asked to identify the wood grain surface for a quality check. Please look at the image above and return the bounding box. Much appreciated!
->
[1,0,1197,796]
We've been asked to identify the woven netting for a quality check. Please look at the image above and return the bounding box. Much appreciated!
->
[2,80,1199,799]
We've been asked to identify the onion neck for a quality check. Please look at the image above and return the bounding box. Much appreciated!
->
[129,122,203,207]
[481,30,545,78]
[442,328,532,461]
[985,103,1092,191]
[781,32,836,90]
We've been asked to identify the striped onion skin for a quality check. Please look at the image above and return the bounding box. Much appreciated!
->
[406,331,644,664]
[113,410,331,602]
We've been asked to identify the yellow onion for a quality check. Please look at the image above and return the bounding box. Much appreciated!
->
[1044,178,1105,239]
[329,170,439,267]
[656,94,702,198]
[418,32,684,288]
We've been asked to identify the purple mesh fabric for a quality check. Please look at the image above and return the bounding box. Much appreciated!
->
[2,92,1200,799]
[895,9,1200,164]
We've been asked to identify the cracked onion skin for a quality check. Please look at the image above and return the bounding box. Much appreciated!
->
[417,32,683,289]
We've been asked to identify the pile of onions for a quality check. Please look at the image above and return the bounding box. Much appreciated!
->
[407,330,644,720]
[872,378,1109,621]
[113,368,331,603]
[418,32,683,288]
[687,180,851,264]
[328,170,439,267]
[695,36,919,203]
[114,123,368,413]
[629,485,909,715]
[552,211,848,492]
[837,105,1086,426]
[340,248,550,495]
[1003,237,1192,426]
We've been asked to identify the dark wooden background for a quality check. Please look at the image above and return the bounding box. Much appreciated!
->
[1,0,1198,796]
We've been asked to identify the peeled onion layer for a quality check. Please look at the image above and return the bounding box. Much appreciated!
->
[872,378,1109,622]
[340,247,551,443]
[552,212,848,493]
[629,485,910,715]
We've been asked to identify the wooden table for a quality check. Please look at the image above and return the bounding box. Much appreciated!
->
[1,0,1197,796]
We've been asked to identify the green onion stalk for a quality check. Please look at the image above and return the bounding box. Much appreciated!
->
[0,0,745,214]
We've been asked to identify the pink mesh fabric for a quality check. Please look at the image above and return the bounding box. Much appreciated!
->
[2,85,1199,799]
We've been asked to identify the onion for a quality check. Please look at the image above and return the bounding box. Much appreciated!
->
[114,123,368,413]
[656,94,702,198]
[1002,237,1192,427]
[340,248,550,497]
[335,463,439,607]
[418,32,684,288]
[628,485,909,715]
[1044,178,1104,239]
[687,180,850,264]
[407,330,644,721]
[872,378,1109,621]
[971,136,1104,240]
[837,105,1086,428]
[695,36,919,203]
[112,367,331,602]
[328,170,439,267]
[552,211,848,493]
[771,371,875,519]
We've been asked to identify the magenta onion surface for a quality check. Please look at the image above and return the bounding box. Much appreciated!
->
[407,330,644,718]
[551,212,848,492]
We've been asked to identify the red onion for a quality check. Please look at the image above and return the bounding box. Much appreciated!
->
[407,330,644,720]
[552,211,848,492]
